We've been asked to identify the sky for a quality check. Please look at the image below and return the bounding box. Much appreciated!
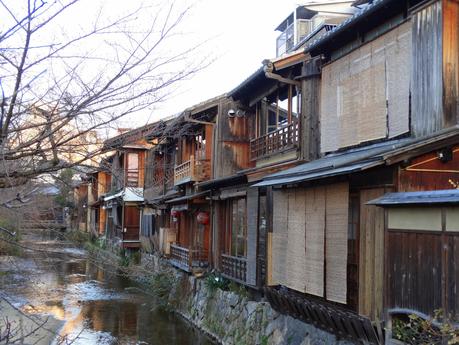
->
[78,0,304,128]
[163,0,301,114]
[2,0,307,132]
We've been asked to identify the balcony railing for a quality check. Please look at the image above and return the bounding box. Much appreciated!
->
[221,254,247,283]
[250,121,299,161]
[174,155,210,185]
[170,244,208,272]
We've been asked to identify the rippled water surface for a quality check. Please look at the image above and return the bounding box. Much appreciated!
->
[0,233,214,345]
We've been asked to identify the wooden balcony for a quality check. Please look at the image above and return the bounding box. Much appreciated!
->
[221,254,247,284]
[174,155,210,185]
[250,121,299,161]
[169,244,208,272]
[144,170,175,200]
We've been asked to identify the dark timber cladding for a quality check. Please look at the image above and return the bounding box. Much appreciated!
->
[385,212,459,322]
[411,0,459,136]
[443,0,459,126]
[411,1,443,136]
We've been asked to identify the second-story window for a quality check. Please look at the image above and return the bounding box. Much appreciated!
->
[195,133,206,160]
[263,86,301,135]
[267,105,288,133]
[126,152,139,187]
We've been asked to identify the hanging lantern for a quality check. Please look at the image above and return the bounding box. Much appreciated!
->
[171,210,180,217]
[196,211,209,225]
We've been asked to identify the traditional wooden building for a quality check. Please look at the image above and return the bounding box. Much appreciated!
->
[81,0,459,342]
[140,117,180,254]
[200,4,354,289]
[252,0,459,343]
[101,124,162,250]
[87,168,111,237]
[164,96,240,273]
[72,181,89,232]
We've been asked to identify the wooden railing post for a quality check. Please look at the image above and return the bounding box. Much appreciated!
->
[190,155,195,180]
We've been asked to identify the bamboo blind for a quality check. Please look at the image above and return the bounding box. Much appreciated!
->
[387,22,411,137]
[325,183,349,304]
[286,190,308,292]
[320,21,411,153]
[305,187,325,297]
[271,183,349,303]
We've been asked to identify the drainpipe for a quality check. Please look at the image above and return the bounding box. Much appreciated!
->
[262,60,301,88]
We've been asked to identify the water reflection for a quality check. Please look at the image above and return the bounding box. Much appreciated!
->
[1,237,214,345]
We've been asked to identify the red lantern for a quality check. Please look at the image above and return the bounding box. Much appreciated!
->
[196,211,209,225]
[171,210,179,217]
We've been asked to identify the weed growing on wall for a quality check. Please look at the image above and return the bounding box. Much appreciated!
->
[392,310,459,344]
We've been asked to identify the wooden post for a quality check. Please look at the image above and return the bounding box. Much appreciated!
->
[300,58,321,161]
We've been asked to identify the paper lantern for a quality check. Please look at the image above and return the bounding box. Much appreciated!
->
[196,211,209,225]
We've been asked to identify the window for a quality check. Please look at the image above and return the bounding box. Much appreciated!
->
[388,207,442,231]
[276,22,294,56]
[267,104,288,133]
[265,86,300,134]
[388,206,459,232]
[224,198,247,257]
[195,132,206,160]
[126,152,139,187]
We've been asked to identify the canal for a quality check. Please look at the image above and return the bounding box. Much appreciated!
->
[0,234,215,345]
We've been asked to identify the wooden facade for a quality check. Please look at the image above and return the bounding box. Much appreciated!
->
[80,0,459,342]
[259,0,459,343]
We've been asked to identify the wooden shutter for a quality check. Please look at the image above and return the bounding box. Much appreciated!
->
[246,188,258,286]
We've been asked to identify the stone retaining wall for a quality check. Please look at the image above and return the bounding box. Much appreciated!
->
[140,253,357,345]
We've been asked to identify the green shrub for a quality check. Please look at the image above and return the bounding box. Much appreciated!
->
[205,273,228,292]
[118,249,131,267]
[147,271,175,308]
[228,281,249,299]
[392,310,459,345]
[65,229,90,245]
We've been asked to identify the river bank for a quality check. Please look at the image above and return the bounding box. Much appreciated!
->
[88,242,357,345]
[0,235,215,344]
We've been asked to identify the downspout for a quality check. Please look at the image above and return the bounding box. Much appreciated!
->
[262,60,301,88]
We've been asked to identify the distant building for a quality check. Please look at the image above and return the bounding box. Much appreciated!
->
[275,1,355,56]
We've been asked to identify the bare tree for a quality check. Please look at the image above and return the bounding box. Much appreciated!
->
[0,0,210,190]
